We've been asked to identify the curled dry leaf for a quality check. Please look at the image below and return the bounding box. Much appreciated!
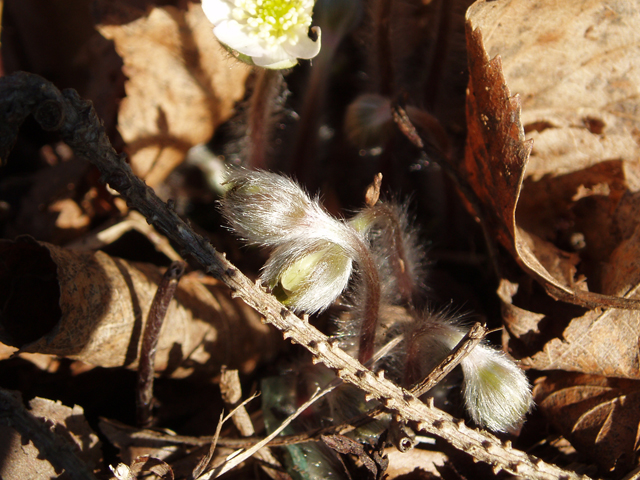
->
[98,3,250,186]
[112,455,174,480]
[465,0,640,309]
[0,236,281,377]
[384,448,448,479]
[534,372,640,475]
[472,0,640,380]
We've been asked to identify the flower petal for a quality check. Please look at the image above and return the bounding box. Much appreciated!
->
[213,21,270,57]
[282,26,321,60]
[252,49,298,69]
[201,0,233,26]
[246,45,298,69]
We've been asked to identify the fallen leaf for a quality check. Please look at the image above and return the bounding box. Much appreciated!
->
[0,395,102,479]
[500,277,640,380]
[0,237,282,377]
[385,447,447,479]
[98,3,250,186]
[521,305,640,379]
[535,372,640,474]
[465,0,640,309]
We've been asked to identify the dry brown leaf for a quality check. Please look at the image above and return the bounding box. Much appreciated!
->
[0,396,102,479]
[521,305,640,379]
[465,1,640,310]
[385,448,447,479]
[98,3,250,186]
[464,19,579,301]
[0,237,282,377]
[534,372,640,475]
[469,0,640,180]
[499,277,640,379]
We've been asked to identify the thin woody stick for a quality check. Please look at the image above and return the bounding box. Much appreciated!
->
[137,261,186,427]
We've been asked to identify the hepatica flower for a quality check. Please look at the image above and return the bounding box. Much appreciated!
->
[202,0,322,69]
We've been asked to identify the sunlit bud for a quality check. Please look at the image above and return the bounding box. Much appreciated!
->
[220,169,365,314]
[202,0,321,69]
[220,169,318,246]
[263,241,353,314]
[461,344,533,433]
[408,317,533,433]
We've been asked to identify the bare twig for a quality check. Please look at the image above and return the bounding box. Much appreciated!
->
[67,210,183,262]
[0,72,590,480]
[410,321,486,397]
[137,261,186,427]
[191,392,260,479]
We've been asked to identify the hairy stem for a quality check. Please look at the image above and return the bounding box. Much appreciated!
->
[364,203,416,306]
[246,68,282,170]
[353,235,381,365]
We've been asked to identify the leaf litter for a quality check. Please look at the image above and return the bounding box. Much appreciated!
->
[1,0,640,478]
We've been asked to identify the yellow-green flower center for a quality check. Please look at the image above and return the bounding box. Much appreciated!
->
[232,0,313,48]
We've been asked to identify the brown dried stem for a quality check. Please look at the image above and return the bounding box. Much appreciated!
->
[137,261,186,427]
[0,72,590,480]
[219,368,284,479]
[408,321,486,396]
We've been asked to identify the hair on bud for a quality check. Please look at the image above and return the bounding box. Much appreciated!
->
[220,169,316,246]
[407,313,533,433]
[263,240,353,314]
[461,344,533,433]
[220,169,369,314]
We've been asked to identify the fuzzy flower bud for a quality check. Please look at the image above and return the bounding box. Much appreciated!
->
[202,0,321,69]
[409,316,533,433]
[220,169,364,314]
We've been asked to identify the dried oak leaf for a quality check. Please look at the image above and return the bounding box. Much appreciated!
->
[98,3,250,186]
[511,218,640,378]
[534,372,640,474]
[464,0,640,310]
[0,237,282,377]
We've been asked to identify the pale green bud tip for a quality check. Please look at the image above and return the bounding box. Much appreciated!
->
[220,170,362,314]
[461,346,533,433]
[410,319,532,432]
[202,0,321,69]
[263,243,353,314]
[279,250,326,293]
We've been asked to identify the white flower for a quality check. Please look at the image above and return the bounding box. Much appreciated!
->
[202,0,321,69]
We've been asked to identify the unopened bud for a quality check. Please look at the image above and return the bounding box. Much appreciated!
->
[408,316,532,432]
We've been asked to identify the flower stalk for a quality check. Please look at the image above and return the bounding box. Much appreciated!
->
[246,68,283,169]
